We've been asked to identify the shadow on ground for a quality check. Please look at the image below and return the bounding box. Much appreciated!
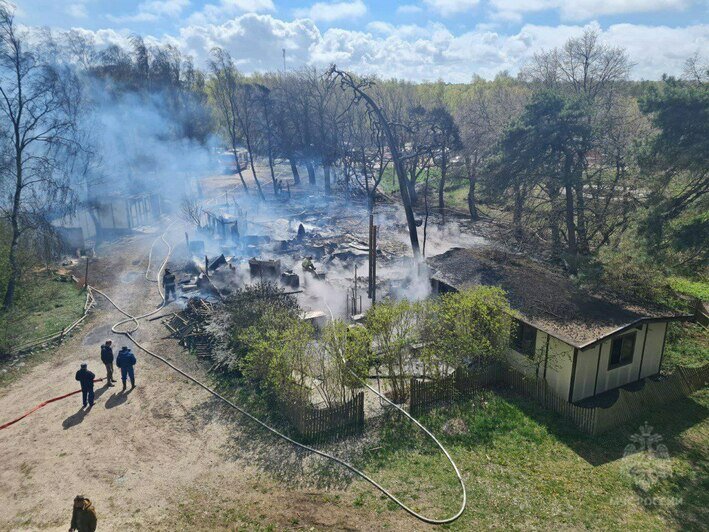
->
[105,388,134,409]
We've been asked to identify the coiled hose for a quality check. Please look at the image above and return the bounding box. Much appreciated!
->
[89,224,467,525]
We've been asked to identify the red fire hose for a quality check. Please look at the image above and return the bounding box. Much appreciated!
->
[0,378,104,430]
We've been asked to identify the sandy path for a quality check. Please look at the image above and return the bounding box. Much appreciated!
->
[0,228,415,531]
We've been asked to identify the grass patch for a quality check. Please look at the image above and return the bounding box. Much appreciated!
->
[0,273,86,386]
[351,388,708,530]
[663,322,709,371]
[668,277,709,301]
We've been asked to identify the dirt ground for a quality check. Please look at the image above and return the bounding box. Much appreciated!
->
[0,223,420,531]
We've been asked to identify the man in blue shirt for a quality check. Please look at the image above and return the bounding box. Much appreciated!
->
[115,346,137,391]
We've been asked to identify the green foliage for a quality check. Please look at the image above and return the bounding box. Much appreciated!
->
[311,320,372,406]
[581,246,671,305]
[667,276,709,301]
[238,305,313,397]
[218,282,301,371]
[421,287,512,377]
[365,299,423,403]
[637,77,709,271]
[663,322,709,371]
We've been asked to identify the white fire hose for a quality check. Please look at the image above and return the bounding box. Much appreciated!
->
[89,217,466,525]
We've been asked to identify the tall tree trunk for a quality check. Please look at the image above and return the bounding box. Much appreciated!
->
[323,164,331,193]
[574,178,589,255]
[245,139,265,200]
[305,161,316,185]
[289,158,301,185]
[268,152,277,195]
[563,154,578,273]
[465,156,479,221]
[438,153,447,215]
[513,183,524,240]
[3,151,23,310]
[233,150,249,193]
[333,74,419,258]
[407,178,418,205]
[564,186,578,274]
[467,174,478,221]
[547,186,562,264]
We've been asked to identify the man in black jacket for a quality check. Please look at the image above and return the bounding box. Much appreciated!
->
[75,363,95,408]
[100,340,116,387]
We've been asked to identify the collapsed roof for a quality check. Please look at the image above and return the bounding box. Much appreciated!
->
[426,247,687,349]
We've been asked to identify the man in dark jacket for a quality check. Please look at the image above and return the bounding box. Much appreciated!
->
[75,363,95,408]
[115,346,137,391]
[69,494,97,532]
[100,340,116,387]
[163,268,176,302]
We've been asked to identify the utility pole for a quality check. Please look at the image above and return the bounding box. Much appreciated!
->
[368,215,377,304]
[83,257,89,290]
[282,48,286,72]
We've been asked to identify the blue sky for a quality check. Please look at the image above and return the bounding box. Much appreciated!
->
[14,0,709,81]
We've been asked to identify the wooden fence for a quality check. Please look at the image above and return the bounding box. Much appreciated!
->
[410,363,709,436]
[278,391,365,443]
[589,364,709,435]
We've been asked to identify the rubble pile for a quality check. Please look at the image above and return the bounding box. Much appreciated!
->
[162,297,214,358]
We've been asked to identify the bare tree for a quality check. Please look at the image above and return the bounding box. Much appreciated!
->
[328,66,421,258]
[455,76,528,220]
[0,3,83,308]
[180,197,203,227]
[208,48,265,200]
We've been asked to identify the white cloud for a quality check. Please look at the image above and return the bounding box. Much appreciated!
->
[293,1,367,23]
[179,14,320,70]
[490,0,691,22]
[397,4,423,15]
[187,0,275,25]
[67,3,88,19]
[66,15,709,82]
[107,0,190,23]
[423,0,480,17]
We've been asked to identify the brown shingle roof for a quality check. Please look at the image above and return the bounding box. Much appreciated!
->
[427,247,686,348]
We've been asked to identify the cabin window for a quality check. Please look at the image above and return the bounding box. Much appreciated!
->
[608,332,636,370]
[511,319,537,358]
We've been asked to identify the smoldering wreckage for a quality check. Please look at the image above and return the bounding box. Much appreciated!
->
[44,165,699,527]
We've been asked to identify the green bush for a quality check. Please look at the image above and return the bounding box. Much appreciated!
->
[365,299,424,403]
[421,286,512,378]
[312,320,372,406]
[238,305,313,395]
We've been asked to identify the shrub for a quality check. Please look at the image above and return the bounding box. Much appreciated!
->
[238,306,313,395]
[311,320,372,407]
[421,287,512,378]
[365,299,423,403]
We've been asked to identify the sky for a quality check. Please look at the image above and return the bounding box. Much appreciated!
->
[13,0,709,81]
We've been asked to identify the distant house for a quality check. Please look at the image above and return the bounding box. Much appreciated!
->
[53,193,161,250]
[427,247,691,403]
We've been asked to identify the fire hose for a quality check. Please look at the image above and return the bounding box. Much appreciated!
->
[0,378,104,430]
[91,225,467,525]
[3,213,467,524]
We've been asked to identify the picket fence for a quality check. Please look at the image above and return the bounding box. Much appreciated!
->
[278,391,365,443]
[410,363,709,435]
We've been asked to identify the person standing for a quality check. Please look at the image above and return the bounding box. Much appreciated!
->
[100,340,116,387]
[162,268,176,302]
[75,363,95,408]
[69,495,97,532]
[115,346,137,391]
